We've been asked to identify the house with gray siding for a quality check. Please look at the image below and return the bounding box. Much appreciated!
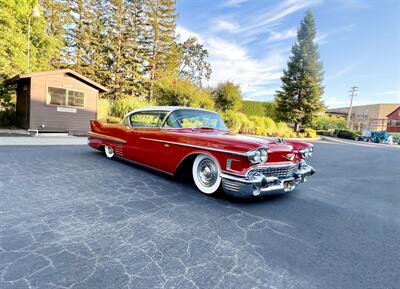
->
[8,69,108,134]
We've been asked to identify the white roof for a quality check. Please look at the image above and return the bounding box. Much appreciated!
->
[125,106,216,118]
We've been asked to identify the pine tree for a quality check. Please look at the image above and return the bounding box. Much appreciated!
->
[275,10,324,131]
[144,0,177,100]
[40,0,67,68]
[64,0,108,84]
[104,0,148,99]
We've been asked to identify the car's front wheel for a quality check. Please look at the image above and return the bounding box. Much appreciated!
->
[192,154,221,195]
[104,145,115,159]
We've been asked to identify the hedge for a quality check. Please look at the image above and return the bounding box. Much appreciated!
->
[242,100,276,119]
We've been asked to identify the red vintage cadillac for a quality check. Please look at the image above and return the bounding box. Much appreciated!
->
[88,106,315,197]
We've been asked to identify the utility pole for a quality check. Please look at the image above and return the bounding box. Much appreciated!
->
[346,86,358,129]
[27,4,41,71]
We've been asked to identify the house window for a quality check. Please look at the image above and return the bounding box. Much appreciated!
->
[67,90,84,107]
[47,87,85,108]
[48,87,67,106]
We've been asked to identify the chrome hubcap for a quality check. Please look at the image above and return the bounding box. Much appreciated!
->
[106,146,113,156]
[197,159,218,187]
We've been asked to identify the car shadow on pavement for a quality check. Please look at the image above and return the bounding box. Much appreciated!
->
[90,149,293,204]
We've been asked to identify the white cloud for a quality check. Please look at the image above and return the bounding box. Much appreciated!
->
[324,97,349,108]
[377,90,400,96]
[237,0,320,40]
[176,25,203,42]
[266,28,297,43]
[202,37,287,99]
[334,64,357,78]
[317,24,354,45]
[221,0,248,7]
[213,20,240,32]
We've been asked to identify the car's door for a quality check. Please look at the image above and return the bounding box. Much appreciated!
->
[125,111,169,170]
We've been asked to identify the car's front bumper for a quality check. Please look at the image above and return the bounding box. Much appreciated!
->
[220,162,315,197]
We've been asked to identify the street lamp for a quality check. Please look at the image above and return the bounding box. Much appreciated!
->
[27,4,41,71]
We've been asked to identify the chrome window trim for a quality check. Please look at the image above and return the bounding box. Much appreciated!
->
[126,110,169,128]
[140,137,251,156]
[160,108,227,129]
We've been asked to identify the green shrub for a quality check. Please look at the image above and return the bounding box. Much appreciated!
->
[314,114,346,130]
[154,77,214,109]
[335,129,361,140]
[263,117,276,135]
[0,108,16,127]
[249,116,268,136]
[240,117,256,135]
[106,116,122,123]
[316,130,335,136]
[222,110,243,134]
[110,97,151,118]
[242,100,265,117]
[242,100,276,119]
[274,122,292,137]
[213,82,242,112]
[97,98,110,121]
[304,128,317,138]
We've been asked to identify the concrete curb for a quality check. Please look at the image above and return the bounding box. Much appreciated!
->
[284,136,321,141]
[0,136,87,146]
[320,135,400,148]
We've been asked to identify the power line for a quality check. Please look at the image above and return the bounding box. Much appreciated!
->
[346,86,358,128]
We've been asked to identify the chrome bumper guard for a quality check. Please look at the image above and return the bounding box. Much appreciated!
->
[220,163,315,197]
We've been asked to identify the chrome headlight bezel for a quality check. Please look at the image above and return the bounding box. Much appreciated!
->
[300,146,313,158]
[248,148,268,164]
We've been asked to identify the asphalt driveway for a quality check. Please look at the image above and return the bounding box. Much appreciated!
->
[0,142,399,289]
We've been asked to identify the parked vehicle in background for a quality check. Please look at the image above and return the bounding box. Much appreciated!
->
[88,106,315,197]
[362,130,393,144]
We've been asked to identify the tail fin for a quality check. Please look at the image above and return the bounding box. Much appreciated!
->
[90,120,102,133]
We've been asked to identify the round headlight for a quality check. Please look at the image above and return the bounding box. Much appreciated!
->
[254,150,261,162]
[260,148,268,162]
[248,148,267,163]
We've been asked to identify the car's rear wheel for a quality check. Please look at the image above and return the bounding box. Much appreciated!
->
[192,154,221,195]
[104,145,115,159]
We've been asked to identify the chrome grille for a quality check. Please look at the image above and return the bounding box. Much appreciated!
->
[248,164,298,180]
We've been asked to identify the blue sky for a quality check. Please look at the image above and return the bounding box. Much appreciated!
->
[176,0,400,108]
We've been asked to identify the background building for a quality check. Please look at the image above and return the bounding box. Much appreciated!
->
[327,103,400,131]
[386,106,400,132]
[8,69,108,134]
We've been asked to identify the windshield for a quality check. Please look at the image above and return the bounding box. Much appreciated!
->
[163,109,227,130]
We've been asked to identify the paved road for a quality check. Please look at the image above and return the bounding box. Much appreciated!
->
[0,142,399,289]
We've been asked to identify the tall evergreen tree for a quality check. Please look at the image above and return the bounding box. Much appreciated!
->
[40,0,67,68]
[105,0,147,99]
[144,0,177,100]
[65,0,108,84]
[275,10,324,131]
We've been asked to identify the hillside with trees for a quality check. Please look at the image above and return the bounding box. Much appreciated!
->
[0,2,325,137]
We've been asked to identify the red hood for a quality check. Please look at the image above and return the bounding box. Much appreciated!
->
[164,128,306,154]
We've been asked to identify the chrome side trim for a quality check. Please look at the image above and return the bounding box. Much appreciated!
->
[88,132,127,144]
[140,137,250,156]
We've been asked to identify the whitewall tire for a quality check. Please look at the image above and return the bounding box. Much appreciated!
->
[104,145,115,159]
[192,154,222,195]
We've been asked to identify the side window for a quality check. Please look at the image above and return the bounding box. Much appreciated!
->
[129,111,167,128]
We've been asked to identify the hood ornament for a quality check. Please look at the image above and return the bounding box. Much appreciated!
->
[282,153,295,161]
